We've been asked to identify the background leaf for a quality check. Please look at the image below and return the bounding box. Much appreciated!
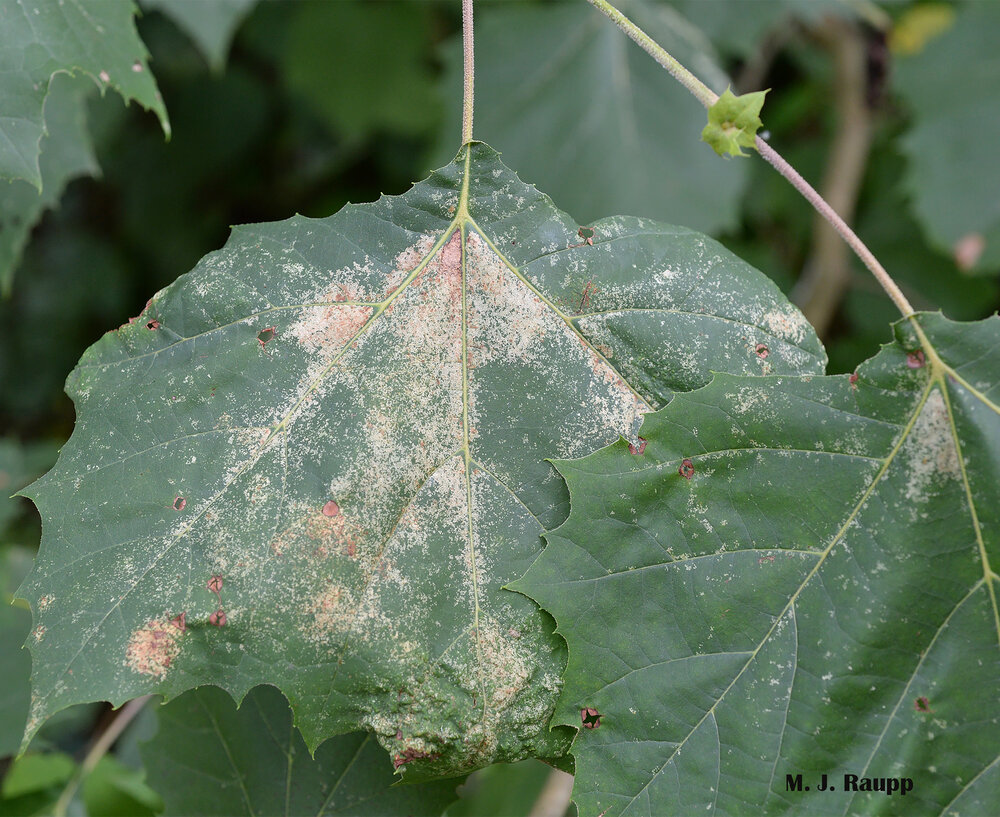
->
[20,142,822,780]
[143,0,257,72]
[516,312,1000,816]
[0,73,99,295]
[0,0,167,187]
[893,1,1000,273]
[434,0,747,233]
[283,0,441,141]
[143,685,462,817]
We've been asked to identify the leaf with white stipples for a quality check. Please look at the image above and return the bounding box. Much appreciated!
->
[18,142,823,778]
[515,312,1000,816]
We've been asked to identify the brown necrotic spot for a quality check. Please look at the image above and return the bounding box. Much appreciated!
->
[172,496,186,511]
[209,609,227,627]
[257,326,276,347]
[170,612,186,632]
[146,319,160,330]
[393,748,440,769]
[125,619,183,679]
[629,437,647,455]
[915,696,931,712]
[907,350,926,369]
[755,343,769,359]
[679,459,695,479]
[207,575,223,595]
[322,500,340,517]
[849,372,859,387]
[581,707,602,729]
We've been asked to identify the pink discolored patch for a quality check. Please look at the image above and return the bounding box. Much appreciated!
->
[170,612,186,632]
[173,496,186,511]
[209,609,227,627]
[207,575,223,595]
[393,748,440,769]
[581,707,602,729]
[288,304,372,353]
[628,437,648,456]
[915,696,931,712]
[322,500,340,517]
[907,350,926,369]
[679,459,695,480]
[849,372,859,387]
[146,319,160,330]
[125,619,183,678]
[755,343,769,359]
[954,233,985,271]
[257,326,277,348]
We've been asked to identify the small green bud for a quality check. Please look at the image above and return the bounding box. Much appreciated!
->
[701,87,769,158]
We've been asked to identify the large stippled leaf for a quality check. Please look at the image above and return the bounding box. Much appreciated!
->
[435,0,746,233]
[0,73,98,295]
[893,1,1000,274]
[515,312,1000,815]
[142,685,461,816]
[143,0,257,72]
[0,0,168,187]
[19,142,824,779]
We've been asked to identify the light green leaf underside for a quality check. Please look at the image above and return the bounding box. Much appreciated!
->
[144,0,257,72]
[515,312,1000,816]
[893,1,1000,273]
[0,73,98,295]
[20,142,822,779]
[142,685,462,816]
[435,0,746,233]
[0,0,167,187]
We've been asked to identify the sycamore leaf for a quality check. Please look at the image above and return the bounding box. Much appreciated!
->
[701,87,768,158]
[19,142,823,779]
[143,0,257,72]
[0,73,99,296]
[515,312,1000,816]
[0,0,168,188]
[142,685,461,816]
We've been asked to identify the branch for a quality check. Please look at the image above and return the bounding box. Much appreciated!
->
[529,768,575,817]
[792,17,876,336]
[585,0,915,320]
[52,696,153,817]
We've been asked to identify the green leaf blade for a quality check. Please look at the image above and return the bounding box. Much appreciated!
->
[893,2,1000,273]
[20,143,822,779]
[0,73,99,294]
[516,313,1000,816]
[0,0,168,187]
[144,0,256,72]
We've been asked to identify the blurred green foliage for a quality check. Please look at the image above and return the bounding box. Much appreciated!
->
[1,1,998,814]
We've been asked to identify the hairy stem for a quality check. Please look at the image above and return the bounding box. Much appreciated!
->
[585,0,916,320]
[52,696,153,817]
[462,0,475,144]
